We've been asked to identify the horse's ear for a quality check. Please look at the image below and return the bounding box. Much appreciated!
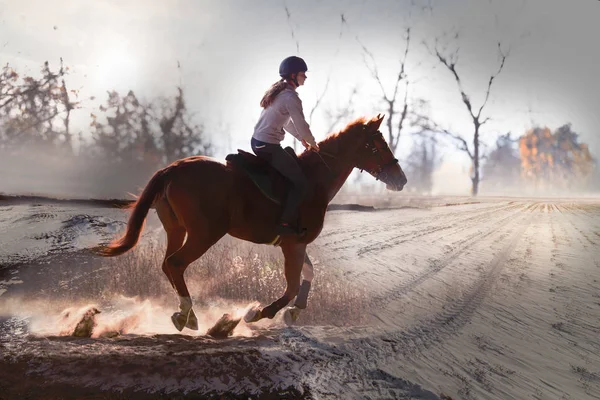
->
[369,114,385,131]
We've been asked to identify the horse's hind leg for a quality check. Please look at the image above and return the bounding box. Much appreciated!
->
[156,198,186,289]
[165,230,225,331]
[161,227,186,289]
[164,228,204,330]
[156,198,200,330]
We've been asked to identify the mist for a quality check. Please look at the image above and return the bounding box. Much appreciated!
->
[1,0,599,200]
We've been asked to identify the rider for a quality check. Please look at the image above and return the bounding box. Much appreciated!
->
[251,56,320,236]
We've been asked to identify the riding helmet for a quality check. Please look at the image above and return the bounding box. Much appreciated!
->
[279,56,308,77]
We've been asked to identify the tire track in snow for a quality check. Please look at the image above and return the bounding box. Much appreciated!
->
[321,202,519,252]
[355,202,524,257]
[355,214,532,360]
[367,203,532,309]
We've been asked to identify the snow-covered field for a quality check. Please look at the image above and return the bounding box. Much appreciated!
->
[1,195,599,399]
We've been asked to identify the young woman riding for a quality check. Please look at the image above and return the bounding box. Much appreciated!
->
[251,55,319,236]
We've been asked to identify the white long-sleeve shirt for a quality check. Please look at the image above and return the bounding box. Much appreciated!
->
[253,84,318,147]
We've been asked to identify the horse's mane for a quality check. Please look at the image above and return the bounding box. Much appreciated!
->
[299,116,368,160]
[320,117,367,147]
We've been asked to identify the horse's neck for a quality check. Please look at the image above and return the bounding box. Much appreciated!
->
[324,164,353,203]
[302,150,355,204]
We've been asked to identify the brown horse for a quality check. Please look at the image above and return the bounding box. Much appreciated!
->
[97,114,407,331]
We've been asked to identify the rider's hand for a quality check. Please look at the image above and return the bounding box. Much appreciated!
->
[301,139,319,152]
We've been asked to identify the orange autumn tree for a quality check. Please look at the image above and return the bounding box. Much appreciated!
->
[520,124,594,191]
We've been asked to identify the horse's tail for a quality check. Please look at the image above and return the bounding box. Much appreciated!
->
[95,168,168,257]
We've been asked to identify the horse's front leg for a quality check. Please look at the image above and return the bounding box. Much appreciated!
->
[261,243,306,318]
[282,252,314,325]
[294,252,314,309]
[246,243,306,322]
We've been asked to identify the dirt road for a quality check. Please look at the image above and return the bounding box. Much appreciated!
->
[1,196,599,399]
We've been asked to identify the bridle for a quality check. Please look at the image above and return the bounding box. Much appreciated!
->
[309,128,399,183]
[356,130,399,182]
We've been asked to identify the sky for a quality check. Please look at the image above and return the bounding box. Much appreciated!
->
[1,0,599,193]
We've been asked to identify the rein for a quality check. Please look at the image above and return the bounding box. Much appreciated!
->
[305,129,399,182]
[313,149,335,172]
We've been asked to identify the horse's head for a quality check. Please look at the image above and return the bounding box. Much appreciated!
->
[353,114,407,191]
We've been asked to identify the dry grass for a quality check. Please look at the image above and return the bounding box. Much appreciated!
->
[73,236,369,326]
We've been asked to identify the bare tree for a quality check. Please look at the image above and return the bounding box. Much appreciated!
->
[405,131,439,194]
[358,27,411,154]
[58,76,79,148]
[89,90,158,165]
[426,39,508,196]
[90,88,211,166]
[158,87,212,163]
[0,59,78,154]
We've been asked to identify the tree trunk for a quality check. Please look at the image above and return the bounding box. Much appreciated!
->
[387,101,395,153]
[472,127,480,196]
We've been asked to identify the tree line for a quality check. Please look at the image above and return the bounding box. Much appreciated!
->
[0,60,212,165]
[0,52,596,196]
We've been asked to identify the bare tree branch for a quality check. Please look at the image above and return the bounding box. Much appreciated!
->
[357,37,389,102]
[417,115,474,161]
[308,14,346,125]
[325,86,357,133]
[434,47,476,120]
[428,35,509,195]
[308,76,331,125]
[356,26,412,154]
[9,110,62,140]
[391,28,411,103]
[394,82,409,151]
[283,4,300,54]
[0,71,60,110]
[476,43,508,119]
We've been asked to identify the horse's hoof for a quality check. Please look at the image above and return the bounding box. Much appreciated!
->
[207,313,241,339]
[171,312,187,332]
[243,305,262,323]
[283,306,301,326]
[186,309,199,330]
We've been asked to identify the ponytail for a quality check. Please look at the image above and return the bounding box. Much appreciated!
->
[260,79,288,108]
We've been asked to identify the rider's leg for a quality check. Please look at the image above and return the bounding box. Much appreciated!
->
[251,139,308,234]
[269,148,308,228]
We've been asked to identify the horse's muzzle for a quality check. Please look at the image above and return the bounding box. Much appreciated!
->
[386,182,405,191]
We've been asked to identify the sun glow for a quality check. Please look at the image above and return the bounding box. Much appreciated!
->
[93,44,140,92]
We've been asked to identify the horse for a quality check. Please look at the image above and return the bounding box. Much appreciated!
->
[96,114,407,332]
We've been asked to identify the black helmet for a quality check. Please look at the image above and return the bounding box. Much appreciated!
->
[279,56,308,77]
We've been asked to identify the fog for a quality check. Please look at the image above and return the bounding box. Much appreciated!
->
[1,0,599,200]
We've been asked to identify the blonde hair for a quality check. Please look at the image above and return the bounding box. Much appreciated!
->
[260,79,288,108]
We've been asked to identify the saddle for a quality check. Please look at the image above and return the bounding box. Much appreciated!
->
[225,147,299,204]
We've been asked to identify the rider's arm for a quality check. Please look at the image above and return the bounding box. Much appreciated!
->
[284,94,318,148]
[283,119,300,138]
